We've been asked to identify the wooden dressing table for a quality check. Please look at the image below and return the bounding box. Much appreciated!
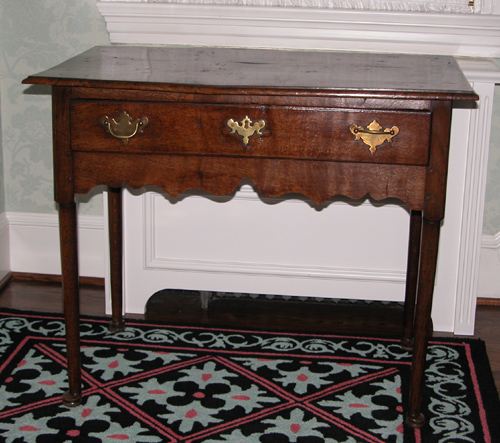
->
[23,45,477,428]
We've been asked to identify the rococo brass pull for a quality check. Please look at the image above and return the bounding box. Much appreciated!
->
[226,116,266,147]
[350,120,399,154]
[100,111,149,145]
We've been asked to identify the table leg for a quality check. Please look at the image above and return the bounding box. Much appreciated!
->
[58,202,82,407]
[108,187,125,332]
[401,210,422,350]
[405,218,441,428]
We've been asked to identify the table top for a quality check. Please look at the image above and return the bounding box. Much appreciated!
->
[23,45,477,101]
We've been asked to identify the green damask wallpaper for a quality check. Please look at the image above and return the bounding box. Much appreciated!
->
[0,88,4,214]
[0,0,499,235]
[0,0,109,215]
[484,85,500,236]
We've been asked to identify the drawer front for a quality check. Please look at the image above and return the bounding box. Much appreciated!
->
[71,101,431,165]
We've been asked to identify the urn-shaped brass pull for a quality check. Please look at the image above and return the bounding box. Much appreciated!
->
[99,111,149,145]
[350,120,399,154]
[226,116,266,146]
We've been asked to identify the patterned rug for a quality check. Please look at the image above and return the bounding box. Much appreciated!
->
[0,309,499,443]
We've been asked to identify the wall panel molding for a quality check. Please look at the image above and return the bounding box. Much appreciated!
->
[143,193,406,284]
[4,210,497,301]
[97,1,500,57]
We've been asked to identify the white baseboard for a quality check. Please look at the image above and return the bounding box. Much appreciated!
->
[478,232,500,299]
[0,213,10,282]
[7,212,105,278]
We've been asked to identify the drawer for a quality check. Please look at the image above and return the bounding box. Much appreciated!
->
[70,101,431,165]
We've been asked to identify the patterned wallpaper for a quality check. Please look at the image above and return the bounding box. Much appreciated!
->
[0,0,109,215]
[484,84,500,236]
[0,87,4,214]
[0,0,499,235]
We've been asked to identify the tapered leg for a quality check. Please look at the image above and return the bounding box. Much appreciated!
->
[58,202,82,407]
[405,219,441,428]
[401,210,422,350]
[108,187,125,332]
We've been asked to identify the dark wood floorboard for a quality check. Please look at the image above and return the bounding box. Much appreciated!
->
[1,279,499,392]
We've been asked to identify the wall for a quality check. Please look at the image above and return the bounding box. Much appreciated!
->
[0,87,4,214]
[484,84,500,236]
[0,0,109,215]
[0,0,110,277]
[0,82,8,282]
[479,77,500,299]
[0,0,498,299]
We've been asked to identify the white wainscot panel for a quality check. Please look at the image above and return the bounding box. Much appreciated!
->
[121,186,410,315]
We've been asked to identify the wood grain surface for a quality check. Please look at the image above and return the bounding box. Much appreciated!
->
[23,46,476,100]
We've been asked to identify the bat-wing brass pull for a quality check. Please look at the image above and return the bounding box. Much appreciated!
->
[226,116,266,147]
[100,111,149,145]
[350,120,399,154]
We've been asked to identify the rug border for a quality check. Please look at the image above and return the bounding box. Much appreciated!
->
[1,307,500,442]
[0,306,493,345]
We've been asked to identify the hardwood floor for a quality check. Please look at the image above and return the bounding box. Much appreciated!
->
[1,277,499,392]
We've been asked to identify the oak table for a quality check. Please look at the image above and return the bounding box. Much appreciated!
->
[23,45,477,428]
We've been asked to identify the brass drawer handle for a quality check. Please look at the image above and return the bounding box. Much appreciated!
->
[100,111,149,145]
[226,116,266,147]
[350,120,399,154]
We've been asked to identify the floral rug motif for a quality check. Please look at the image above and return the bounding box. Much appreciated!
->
[0,309,498,442]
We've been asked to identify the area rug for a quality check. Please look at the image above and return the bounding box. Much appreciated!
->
[0,309,498,442]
